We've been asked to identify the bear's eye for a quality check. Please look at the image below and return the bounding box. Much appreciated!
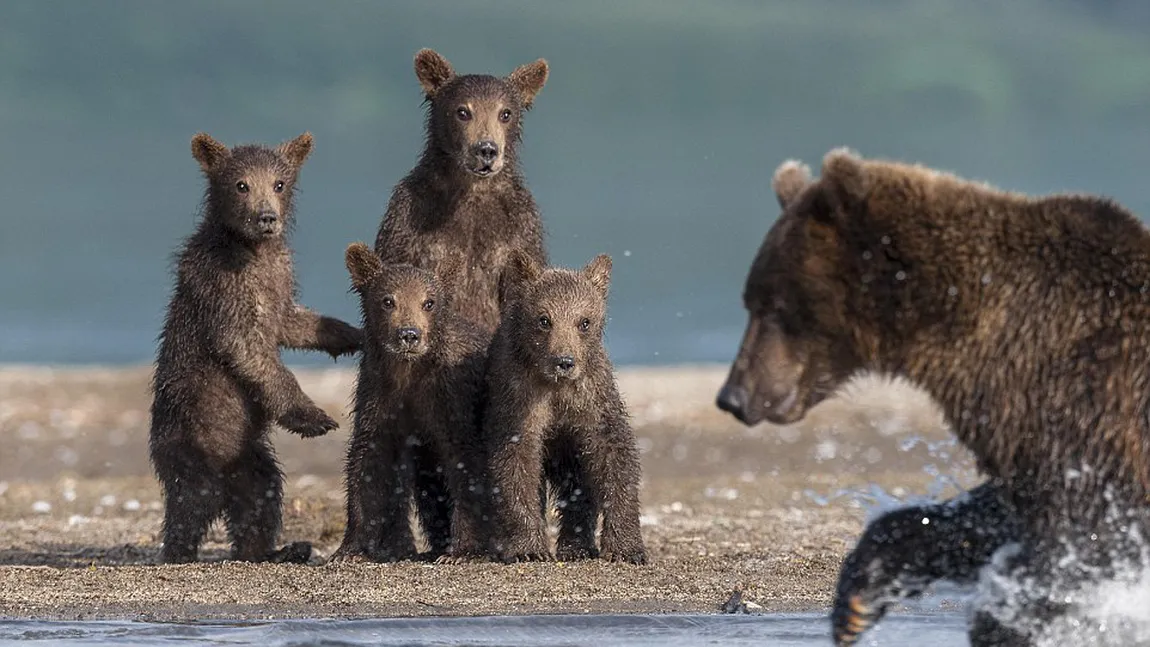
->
[382,297,395,309]
[236,181,249,193]
[579,318,592,333]
[538,314,552,330]
[273,180,285,193]
[422,299,435,311]
[499,109,512,123]
[456,107,472,121]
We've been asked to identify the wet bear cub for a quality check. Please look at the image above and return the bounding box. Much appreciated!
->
[150,132,362,564]
[484,252,646,564]
[331,243,489,563]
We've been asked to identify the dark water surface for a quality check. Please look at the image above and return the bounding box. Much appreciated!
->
[0,612,970,646]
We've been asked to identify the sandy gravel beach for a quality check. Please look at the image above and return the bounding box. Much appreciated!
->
[0,364,979,622]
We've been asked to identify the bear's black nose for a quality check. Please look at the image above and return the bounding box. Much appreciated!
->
[475,141,499,163]
[555,355,576,373]
[715,383,748,421]
[257,212,278,226]
[398,327,421,345]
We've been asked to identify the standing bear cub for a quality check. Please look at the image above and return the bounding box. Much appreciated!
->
[375,48,551,334]
[484,252,646,565]
[331,243,489,564]
[150,132,362,564]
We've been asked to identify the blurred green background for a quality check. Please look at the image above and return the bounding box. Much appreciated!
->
[1,0,1147,366]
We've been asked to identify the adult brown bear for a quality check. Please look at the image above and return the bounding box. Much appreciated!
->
[717,149,1150,646]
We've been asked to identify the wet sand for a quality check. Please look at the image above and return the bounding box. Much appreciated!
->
[0,364,979,621]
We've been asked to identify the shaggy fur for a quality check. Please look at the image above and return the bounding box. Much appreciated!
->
[331,244,489,564]
[149,132,361,564]
[830,483,1020,645]
[718,147,1150,645]
[483,252,646,565]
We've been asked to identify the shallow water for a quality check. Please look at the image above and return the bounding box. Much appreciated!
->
[0,612,970,646]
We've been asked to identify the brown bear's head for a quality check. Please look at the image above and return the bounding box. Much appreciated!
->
[413,48,548,181]
[191,132,313,243]
[501,251,612,383]
[345,242,455,361]
[717,148,881,426]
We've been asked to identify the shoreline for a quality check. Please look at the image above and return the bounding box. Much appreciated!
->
[0,364,977,622]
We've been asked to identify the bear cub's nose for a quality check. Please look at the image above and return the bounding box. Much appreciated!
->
[555,355,576,374]
[397,327,421,346]
[474,141,499,163]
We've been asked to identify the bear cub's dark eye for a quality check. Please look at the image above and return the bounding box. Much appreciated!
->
[579,318,592,332]
[273,180,285,193]
[538,314,551,330]
[499,109,512,123]
[422,299,435,311]
[456,107,472,121]
[382,297,395,309]
[236,181,249,193]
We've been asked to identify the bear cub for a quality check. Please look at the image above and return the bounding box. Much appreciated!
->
[374,48,551,335]
[150,132,362,564]
[484,252,646,564]
[331,243,489,564]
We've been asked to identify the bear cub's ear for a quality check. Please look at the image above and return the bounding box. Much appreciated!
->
[582,254,612,295]
[771,160,813,209]
[506,58,549,109]
[191,133,230,173]
[508,250,543,286]
[821,147,868,206]
[345,242,384,290]
[414,48,456,99]
[278,132,314,169]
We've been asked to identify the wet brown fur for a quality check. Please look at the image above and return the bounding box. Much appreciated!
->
[720,148,1150,644]
[149,133,362,564]
[330,244,490,564]
[374,49,550,335]
[830,483,1020,645]
[483,252,646,565]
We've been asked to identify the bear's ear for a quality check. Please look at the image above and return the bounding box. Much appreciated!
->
[278,132,314,169]
[498,251,542,311]
[772,160,813,209]
[433,253,465,291]
[582,254,613,295]
[191,133,230,173]
[508,250,543,285]
[820,147,868,209]
[345,242,383,290]
[506,59,549,109]
[414,48,456,99]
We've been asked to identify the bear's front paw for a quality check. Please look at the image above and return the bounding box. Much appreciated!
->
[278,405,338,438]
[435,551,493,565]
[600,541,647,565]
[327,547,372,565]
[326,323,364,359]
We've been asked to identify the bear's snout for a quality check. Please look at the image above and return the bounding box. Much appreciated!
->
[715,383,749,422]
[397,326,421,347]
